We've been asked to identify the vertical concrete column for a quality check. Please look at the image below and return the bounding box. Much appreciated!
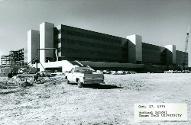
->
[165,45,176,64]
[56,25,62,57]
[126,34,142,63]
[27,31,32,64]
[27,30,40,64]
[40,22,54,63]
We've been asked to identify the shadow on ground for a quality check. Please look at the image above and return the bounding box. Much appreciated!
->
[84,84,123,89]
[68,83,123,89]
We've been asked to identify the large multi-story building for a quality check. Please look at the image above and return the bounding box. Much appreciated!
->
[27,22,188,72]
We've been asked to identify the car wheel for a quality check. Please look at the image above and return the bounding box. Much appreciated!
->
[77,80,83,88]
[67,79,70,84]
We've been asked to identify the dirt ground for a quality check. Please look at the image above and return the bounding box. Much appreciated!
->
[0,73,191,125]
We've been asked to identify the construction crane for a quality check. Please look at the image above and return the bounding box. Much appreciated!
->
[183,26,190,70]
[185,26,190,53]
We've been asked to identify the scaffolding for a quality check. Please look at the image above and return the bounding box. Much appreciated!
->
[0,48,25,75]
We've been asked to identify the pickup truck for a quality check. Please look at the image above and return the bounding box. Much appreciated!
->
[65,67,104,88]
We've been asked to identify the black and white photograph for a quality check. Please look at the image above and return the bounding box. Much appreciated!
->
[0,0,191,124]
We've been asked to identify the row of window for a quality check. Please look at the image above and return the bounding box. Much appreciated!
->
[61,42,121,54]
[61,34,122,46]
[60,26,122,43]
[63,42,120,51]
[62,46,122,57]
[60,37,123,51]
[63,52,121,61]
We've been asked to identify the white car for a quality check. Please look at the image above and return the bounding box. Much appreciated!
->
[65,67,104,88]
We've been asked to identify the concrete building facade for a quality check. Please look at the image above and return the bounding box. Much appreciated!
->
[27,30,40,63]
[40,22,55,63]
[56,24,130,63]
[126,34,142,63]
[164,45,176,64]
[27,22,188,72]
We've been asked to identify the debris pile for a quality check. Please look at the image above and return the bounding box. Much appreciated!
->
[0,74,66,94]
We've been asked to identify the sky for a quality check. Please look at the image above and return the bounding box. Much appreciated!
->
[0,0,191,65]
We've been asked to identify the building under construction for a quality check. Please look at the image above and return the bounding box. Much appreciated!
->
[0,48,25,75]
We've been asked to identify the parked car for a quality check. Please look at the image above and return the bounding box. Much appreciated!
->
[65,67,104,88]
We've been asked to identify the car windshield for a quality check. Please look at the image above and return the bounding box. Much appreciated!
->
[74,67,93,74]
